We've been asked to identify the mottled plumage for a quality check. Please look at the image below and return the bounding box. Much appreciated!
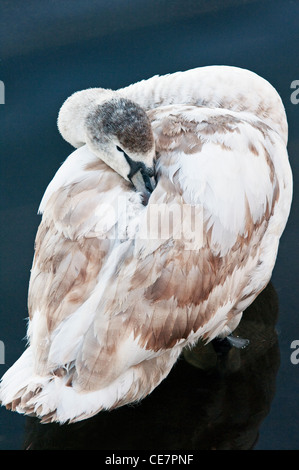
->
[0,66,292,423]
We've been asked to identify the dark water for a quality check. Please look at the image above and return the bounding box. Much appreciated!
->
[0,0,298,450]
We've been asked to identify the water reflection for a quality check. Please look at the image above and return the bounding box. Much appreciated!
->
[23,282,279,450]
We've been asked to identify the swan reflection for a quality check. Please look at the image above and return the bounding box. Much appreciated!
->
[23,282,279,450]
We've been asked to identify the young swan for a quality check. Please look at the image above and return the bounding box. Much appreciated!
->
[0,66,293,424]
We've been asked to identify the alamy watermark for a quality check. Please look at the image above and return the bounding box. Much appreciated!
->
[0,81,4,104]
[0,340,5,365]
[290,340,299,365]
[102,197,204,250]
[290,80,299,105]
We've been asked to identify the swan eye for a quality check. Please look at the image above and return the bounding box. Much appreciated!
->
[116,145,131,165]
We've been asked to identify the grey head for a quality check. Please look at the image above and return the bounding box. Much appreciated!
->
[85,97,156,199]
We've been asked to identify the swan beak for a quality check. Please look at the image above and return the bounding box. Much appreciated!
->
[130,166,156,203]
[121,148,156,202]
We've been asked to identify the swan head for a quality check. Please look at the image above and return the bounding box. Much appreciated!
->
[85,97,156,199]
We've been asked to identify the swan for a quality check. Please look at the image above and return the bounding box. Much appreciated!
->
[0,66,292,424]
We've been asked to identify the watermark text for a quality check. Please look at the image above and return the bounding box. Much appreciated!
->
[0,81,4,104]
[101,197,204,250]
[290,80,299,104]
[0,340,5,365]
[290,340,299,365]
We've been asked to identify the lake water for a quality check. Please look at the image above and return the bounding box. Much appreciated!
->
[0,0,298,450]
